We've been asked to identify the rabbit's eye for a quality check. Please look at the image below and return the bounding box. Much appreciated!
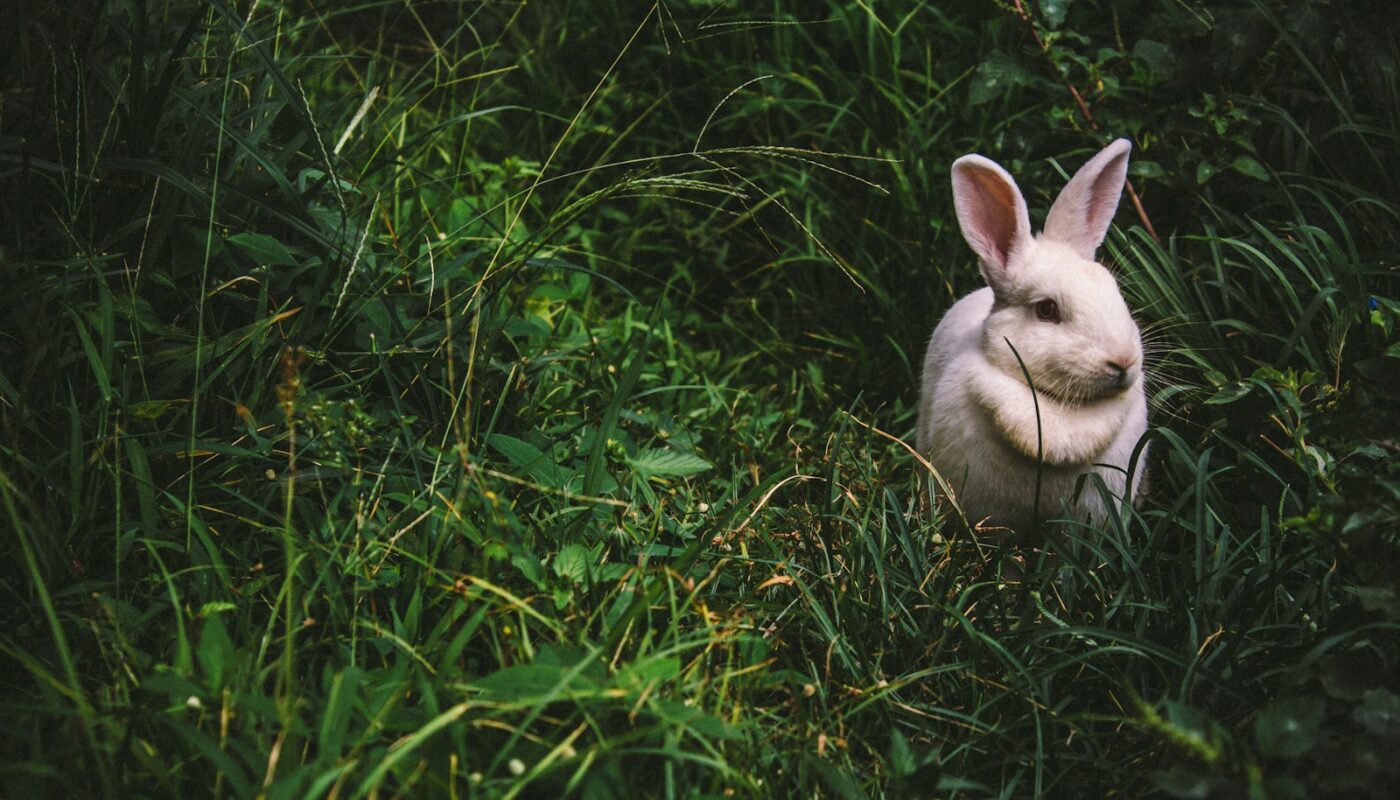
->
[1034,299,1061,323]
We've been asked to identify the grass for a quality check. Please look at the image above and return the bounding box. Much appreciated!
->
[1,1,1398,798]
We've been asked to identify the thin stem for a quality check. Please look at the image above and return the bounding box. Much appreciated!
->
[1011,0,1161,242]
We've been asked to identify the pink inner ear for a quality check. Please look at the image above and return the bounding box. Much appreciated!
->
[1042,140,1131,260]
[952,158,1030,285]
[961,170,1021,266]
[1081,151,1129,237]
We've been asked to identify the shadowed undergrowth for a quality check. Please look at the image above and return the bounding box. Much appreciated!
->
[1,1,1398,798]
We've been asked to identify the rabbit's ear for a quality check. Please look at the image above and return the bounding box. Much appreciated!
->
[952,154,1033,292]
[1043,139,1131,260]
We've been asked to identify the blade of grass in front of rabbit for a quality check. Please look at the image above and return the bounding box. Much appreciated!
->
[1005,337,1044,534]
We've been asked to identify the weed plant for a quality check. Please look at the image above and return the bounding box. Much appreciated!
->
[1,1,1397,798]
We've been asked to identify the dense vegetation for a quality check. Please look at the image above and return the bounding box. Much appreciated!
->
[2,0,1398,797]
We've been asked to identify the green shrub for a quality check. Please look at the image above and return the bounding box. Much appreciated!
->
[1,1,1396,797]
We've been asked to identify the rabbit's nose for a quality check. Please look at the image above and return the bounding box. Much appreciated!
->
[1106,360,1130,384]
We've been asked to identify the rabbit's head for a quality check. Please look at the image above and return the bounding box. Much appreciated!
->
[951,139,1142,405]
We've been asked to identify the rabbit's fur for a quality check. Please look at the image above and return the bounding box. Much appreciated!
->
[917,139,1147,531]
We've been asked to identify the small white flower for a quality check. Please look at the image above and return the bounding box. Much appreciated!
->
[508,758,525,776]
[186,695,202,710]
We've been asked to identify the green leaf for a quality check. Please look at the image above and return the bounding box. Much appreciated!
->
[1203,381,1252,405]
[627,448,713,478]
[487,433,570,487]
[198,601,236,617]
[1164,701,1208,736]
[1040,0,1073,28]
[473,664,564,697]
[511,551,546,587]
[473,663,599,700]
[66,307,112,401]
[1196,162,1218,184]
[584,329,652,498]
[616,655,680,686]
[1153,768,1215,799]
[687,711,742,741]
[1352,586,1400,616]
[140,672,204,701]
[128,399,184,420]
[1353,688,1400,736]
[552,543,595,583]
[888,729,916,777]
[227,232,297,266]
[803,753,864,800]
[319,666,364,762]
[488,434,540,468]
[1231,155,1271,181]
[535,643,592,669]
[1255,696,1324,759]
[196,614,235,691]
[535,644,609,684]
[1133,39,1175,78]
[969,52,1033,106]
[1129,160,1166,179]
[123,438,158,540]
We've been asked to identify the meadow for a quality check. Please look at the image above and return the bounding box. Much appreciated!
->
[1,1,1398,797]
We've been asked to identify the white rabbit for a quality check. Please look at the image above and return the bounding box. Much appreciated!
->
[917,139,1148,531]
